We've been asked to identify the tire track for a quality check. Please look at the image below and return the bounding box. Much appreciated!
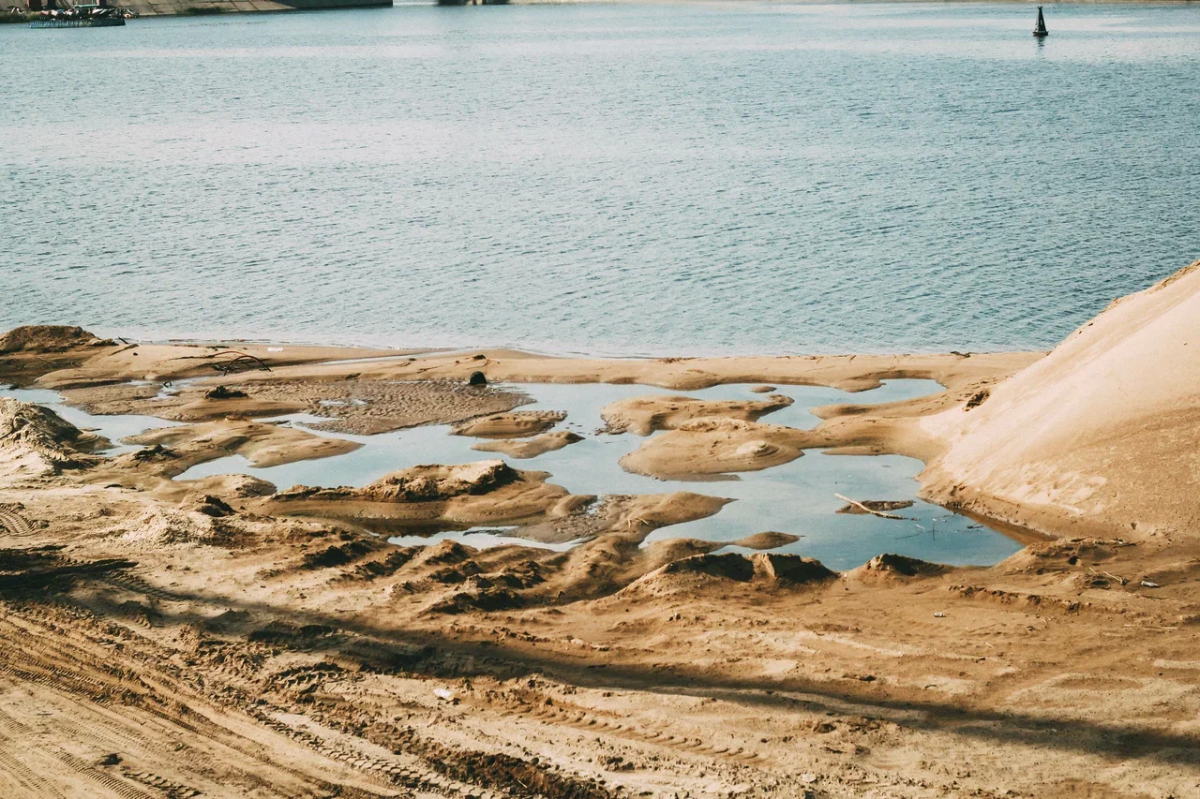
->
[506,701,764,764]
[0,507,36,538]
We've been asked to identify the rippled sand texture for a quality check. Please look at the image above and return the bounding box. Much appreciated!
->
[4,3,1200,354]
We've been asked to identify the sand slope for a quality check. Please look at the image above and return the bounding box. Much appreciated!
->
[922,259,1200,540]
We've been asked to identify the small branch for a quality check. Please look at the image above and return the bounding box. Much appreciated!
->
[1089,567,1128,586]
[835,493,909,520]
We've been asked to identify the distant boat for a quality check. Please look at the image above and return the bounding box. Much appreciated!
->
[1033,6,1049,38]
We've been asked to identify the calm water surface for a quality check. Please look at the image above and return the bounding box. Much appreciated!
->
[3,3,1199,354]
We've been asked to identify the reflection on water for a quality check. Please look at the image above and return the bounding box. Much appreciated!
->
[3,3,1200,355]
[387,527,579,552]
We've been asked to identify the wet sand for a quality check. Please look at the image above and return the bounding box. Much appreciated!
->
[1,263,1199,799]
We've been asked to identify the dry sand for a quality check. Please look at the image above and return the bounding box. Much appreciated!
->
[919,260,1200,543]
[473,430,585,458]
[1,263,1199,798]
[600,393,794,436]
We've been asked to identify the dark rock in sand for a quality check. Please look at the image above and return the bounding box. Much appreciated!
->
[205,385,248,400]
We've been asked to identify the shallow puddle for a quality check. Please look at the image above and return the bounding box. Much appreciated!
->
[4,379,1021,569]
[169,379,1021,570]
[2,386,182,456]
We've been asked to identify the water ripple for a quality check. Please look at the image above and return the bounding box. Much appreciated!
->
[2,3,1199,355]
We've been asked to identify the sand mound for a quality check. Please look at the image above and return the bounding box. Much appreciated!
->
[118,507,227,549]
[660,553,757,581]
[848,553,946,582]
[620,419,807,478]
[452,411,566,439]
[181,494,236,518]
[277,461,521,504]
[998,538,1121,574]
[922,258,1200,541]
[472,430,583,459]
[179,474,277,499]
[601,394,793,436]
[0,398,102,480]
[636,553,836,591]
[0,325,98,353]
[267,461,575,531]
[360,461,518,502]
[751,553,837,583]
[729,531,801,550]
[407,540,474,569]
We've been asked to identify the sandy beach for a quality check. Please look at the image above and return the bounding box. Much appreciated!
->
[0,261,1197,797]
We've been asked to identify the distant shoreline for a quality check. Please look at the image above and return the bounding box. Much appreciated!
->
[13,0,1196,22]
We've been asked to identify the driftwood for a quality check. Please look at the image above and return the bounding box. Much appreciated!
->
[1089,566,1128,586]
[174,350,272,375]
[834,494,910,521]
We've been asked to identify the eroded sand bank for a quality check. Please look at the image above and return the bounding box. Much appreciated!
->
[1,263,1199,798]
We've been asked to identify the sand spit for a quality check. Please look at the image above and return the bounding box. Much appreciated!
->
[0,398,104,482]
[64,375,531,436]
[601,393,794,436]
[621,418,810,477]
[473,429,584,458]
[120,419,362,475]
[3,259,1200,799]
[219,346,1041,395]
[262,460,583,532]
[452,410,567,439]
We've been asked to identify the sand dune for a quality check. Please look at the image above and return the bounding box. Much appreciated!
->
[921,259,1200,541]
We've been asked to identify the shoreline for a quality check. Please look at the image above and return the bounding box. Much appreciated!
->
[74,322,1048,363]
[2,258,1199,798]
[0,329,1055,545]
[48,0,1200,18]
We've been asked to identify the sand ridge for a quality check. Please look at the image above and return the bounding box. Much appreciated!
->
[921,258,1200,542]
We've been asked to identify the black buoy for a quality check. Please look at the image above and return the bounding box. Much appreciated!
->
[1033,5,1049,37]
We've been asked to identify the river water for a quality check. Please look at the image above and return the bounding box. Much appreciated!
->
[3,3,1200,355]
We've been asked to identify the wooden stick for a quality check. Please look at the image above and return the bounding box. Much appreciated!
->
[835,494,909,520]
[1089,567,1128,586]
